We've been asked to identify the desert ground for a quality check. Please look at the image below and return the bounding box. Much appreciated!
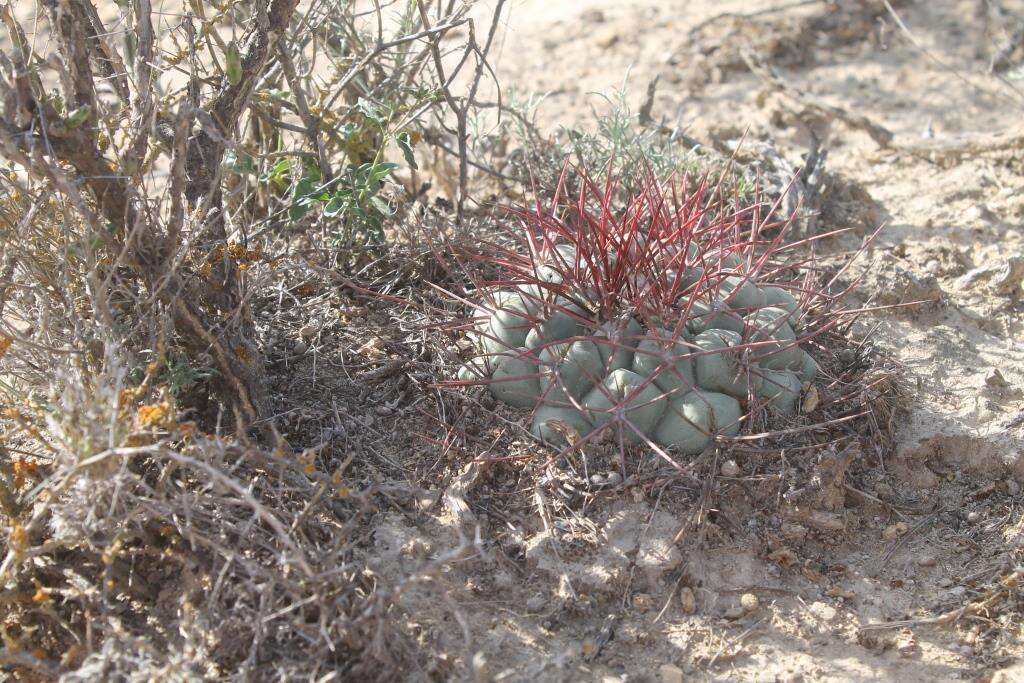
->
[377,1,1024,680]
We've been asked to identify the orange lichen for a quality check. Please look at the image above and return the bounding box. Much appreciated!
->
[137,401,174,429]
[12,460,38,488]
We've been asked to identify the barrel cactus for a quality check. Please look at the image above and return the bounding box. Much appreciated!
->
[452,166,833,457]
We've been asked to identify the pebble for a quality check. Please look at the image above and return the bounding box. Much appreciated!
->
[525,594,546,612]
[808,601,837,622]
[299,324,317,339]
[605,471,623,486]
[882,522,908,540]
[633,593,655,612]
[967,511,981,523]
[917,554,937,567]
[292,340,308,355]
[724,605,746,620]
[720,459,740,477]
[1007,479,1021,496]
[740,593,759,613]
[658,664,685,683]
[679,587,696,614]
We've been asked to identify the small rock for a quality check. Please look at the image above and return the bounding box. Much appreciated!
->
[633,593,655,612]
[658,663,685,683]
[882,522,908,540]
[780,522,808,542]
[678,587,696,614]
[964,204,997,224]
[589,473,606,486]
[895,628,917,657]
[943,586,967,602]
[967,511,981,523]
[299,324,317,339]
[1006,479,1020,496]
[808,601,837,622]
[985,368,1009,390]
[525,594,546,612]
[917,554,937,567]
[594,28,619,48]
[740,593,759,613]
[292,339,308,355]
[724,605,746,620]
[605,471,623,486]
[720,459,740,477]
[471,651,488,677]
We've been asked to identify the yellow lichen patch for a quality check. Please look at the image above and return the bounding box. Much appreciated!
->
[9,524,27,552]
[294,281,318,297]
[227,242,262,270]
[137,401,174,429]
[331,470,351,498]
[11,460,38,488]
[236,344,251,365]
[118,386,145,411]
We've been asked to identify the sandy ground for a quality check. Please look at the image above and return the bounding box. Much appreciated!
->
[381,1,1024,680]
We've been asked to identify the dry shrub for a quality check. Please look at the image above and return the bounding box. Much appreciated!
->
[0,0,505,678]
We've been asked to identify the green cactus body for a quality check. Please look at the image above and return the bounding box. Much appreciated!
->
[531,404,593,446]
[744,306,804,371]
[524,299,587,350]
[477,292,539,354]
[757,368,802,416]
[685,298,744,334]
[632,328,696,395]
[466,260,818,448]
[693,328,762,399]
[719,275,766,312]
[761,285,801,316]
[653,389,742,453]
[457,355,490,382]
[582,368,668,441]
[701,389,743,437]
[798,350,818,384]
[651,391,713,454]
[538,339,605,399]
[595,316,642,372]
[488,349,541,408]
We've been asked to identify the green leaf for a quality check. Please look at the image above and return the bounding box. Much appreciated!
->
[369,196,391,216]
[356,98,387,125]
[293,176,317,200]
[396,132,417,170]
[64,105,91,128]
[225,42,243,86]
[323,194,347,217]
[288,202,309,221]
[260,158,291,186]
[368,162,398,183]
[225,150,256,175]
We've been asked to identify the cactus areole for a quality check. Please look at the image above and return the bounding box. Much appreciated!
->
[451,165,829,455]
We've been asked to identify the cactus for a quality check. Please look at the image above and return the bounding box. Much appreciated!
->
[447,163,838,457]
